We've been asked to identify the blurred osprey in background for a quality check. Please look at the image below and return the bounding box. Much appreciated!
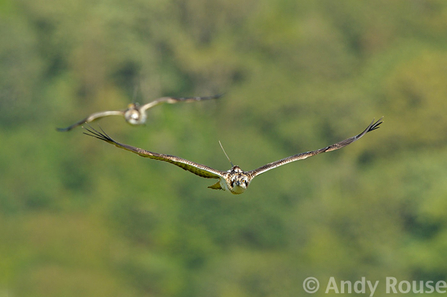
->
[57,94,222,131]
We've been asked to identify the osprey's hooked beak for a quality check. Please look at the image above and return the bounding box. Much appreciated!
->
[234,180,248,191]
[230,180,248,194]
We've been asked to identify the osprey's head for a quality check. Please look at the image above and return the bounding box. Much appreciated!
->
[124,103,146,125]
[227,166,250,194]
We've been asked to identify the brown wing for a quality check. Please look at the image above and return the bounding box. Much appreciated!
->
[248,118,383,178]
[83,126,225,179]
[57,110,124,132]
[139,94,222,113]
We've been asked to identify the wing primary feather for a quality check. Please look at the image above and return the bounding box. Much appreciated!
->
[83,125,114,143]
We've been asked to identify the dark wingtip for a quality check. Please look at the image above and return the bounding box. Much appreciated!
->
[82,125,114,143]
[213,93,225,99]
[367,117,384,132]
[198,93,224,100]
[197,93,224,100]
[56,127,70,132]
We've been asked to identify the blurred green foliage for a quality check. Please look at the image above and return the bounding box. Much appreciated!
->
[1,0,447,296]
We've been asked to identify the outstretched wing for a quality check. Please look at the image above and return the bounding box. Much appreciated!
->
[248,118,383,178]
[83,126,225,179]
[139,94,222,113]
[57,110,124,132]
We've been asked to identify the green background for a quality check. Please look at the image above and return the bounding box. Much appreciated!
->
[1,0,447,296]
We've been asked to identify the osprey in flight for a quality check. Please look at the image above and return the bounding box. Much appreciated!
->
[57,94,222,131]
[84,118,382,194]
